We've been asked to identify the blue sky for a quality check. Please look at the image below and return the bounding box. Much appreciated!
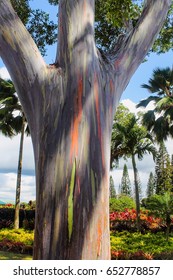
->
[0,1,172,202]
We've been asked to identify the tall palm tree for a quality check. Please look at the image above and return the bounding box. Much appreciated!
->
[137,67,173,142]
[0,78,29,229]
[111,105,156,231]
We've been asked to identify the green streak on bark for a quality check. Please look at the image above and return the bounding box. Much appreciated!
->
[91,169,96,206]
[68,159,76,242]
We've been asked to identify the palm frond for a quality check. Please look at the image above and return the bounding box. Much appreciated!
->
[136,96,160,108]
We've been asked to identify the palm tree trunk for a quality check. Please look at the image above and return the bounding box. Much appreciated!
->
[14,116,25,229]
[131,154,140,231]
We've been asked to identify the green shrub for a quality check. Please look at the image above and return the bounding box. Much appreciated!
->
[0,208,35,229]
[110,231,173,259]
[110,196,135,212]
[0,228,34,255]
[22,218,35,230]
[0,219,14,229]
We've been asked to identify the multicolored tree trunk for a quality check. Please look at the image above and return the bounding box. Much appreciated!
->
[0,0,171,259]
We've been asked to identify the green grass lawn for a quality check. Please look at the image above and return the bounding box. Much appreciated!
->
[0,250,32,260]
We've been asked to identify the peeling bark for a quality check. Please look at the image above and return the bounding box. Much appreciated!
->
[0,0,171,259]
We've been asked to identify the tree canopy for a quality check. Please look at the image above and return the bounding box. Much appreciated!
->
[137,67,173,142]
[10,0,57,56]
[10,0,173,55]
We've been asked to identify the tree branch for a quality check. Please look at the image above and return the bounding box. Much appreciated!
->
[111,0,172,96]
[0,0,47,122]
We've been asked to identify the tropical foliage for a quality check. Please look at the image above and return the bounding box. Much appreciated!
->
[110,208,167,232]
[11,0,57,56]
[144,192,173,241]
[111,231,173,260]
[137,67,173,142]
[10,1,173,54]
[0,228,33,254]
[111,104,156,230]
[0,78,30,229]
[110,196,135,212]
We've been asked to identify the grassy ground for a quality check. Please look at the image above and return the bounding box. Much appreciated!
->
[0,250,32,260]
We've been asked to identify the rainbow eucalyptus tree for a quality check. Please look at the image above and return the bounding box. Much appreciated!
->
[0,0,171,260]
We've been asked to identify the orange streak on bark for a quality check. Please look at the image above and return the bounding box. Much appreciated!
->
[94,74,105,168]
[97,220,102,257]
[70,77,83,161]
[83,0,87,17]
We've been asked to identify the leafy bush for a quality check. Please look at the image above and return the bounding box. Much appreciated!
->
[0,229,34,255]
[22,218,35,230]
[110,196,135,212]
[0,228,34,245]
[110,209,168,232]
[0,207,35,229]
[111,231,173,260]
[0,239,32,254]
[0,219,13,229]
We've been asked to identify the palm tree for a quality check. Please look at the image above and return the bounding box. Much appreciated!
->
[0,78,29,229]
[146,192,173,241]
[137,67,173,142]
[111,104,156,231]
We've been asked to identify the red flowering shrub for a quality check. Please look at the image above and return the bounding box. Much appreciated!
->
[5,204,13,208]
[111,250,154,260]
[0,238,33,254]
[110,209,167,232]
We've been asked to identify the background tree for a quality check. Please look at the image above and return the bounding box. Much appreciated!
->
[111,104,156,230]
[109,175,116,198]
[171,155,173,188]
[120,164,132,196]
[0,78,29,229]
[137,67,173,142]
[10,0,57,56]
[10,1,173,55]
[146,172,155,197]
[145,192,173,241]
[0,0,171,260]
[154,142,172,195]
[135,169,143,201]
[109,195,135,212]
[95,0,173,53]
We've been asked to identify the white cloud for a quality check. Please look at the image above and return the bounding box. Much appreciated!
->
[0,134,34,170]
[0,67,11,80]
[0,173,35,203]
[121,98,155,114]
[0,133,35,203]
